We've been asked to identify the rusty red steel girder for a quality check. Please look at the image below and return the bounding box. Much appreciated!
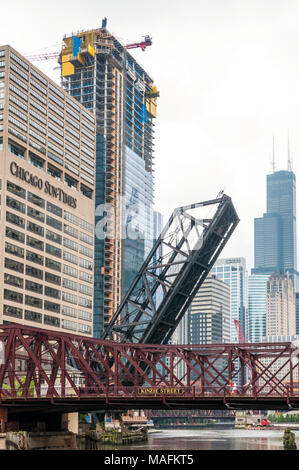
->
[0,324,299,410]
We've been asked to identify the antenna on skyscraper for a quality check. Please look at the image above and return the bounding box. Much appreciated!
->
[272,136,276,173]
[287,130,293,172]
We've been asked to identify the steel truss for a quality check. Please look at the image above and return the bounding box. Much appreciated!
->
[0,324,299,409]
[103,194,240,344]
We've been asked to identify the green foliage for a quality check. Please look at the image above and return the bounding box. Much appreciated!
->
[283,428,297,450]
[2,376,34,396]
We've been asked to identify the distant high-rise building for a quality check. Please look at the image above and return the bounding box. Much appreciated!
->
[188,275,230,345]
[296,293,299,335]
[248,275,270,343]
[210,258,248,342]
[253,170,298,290]
[266,272,296,337]
[59,25,158,337]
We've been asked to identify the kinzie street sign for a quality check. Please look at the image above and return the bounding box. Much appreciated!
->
[137,387,184,395]
[10,161,77,208]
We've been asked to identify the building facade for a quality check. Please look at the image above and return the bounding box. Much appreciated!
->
[0,45,96,336]
[210,257,248,342]
[59,26,158,337]
[247,274,270,343]
[266,272,296,337]
[253,170,298,290]
[188,275,230,345]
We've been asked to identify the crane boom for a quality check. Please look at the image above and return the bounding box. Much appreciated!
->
[25,36,152,62]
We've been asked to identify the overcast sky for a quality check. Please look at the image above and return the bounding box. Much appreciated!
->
[1,0,299,272]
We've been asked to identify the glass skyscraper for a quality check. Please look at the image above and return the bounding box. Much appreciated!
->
[248,274,270,343]
[211,257,248,342]
[253,170,298,291]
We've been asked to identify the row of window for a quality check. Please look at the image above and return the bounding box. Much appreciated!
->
[9,78,94,143]
[7,180,93,232]
[7,135,95,193]
[3,288,92,309]
[4,269,92,296]
[6,212,93,256]
[5,240,93,271]
[3,304,92,333]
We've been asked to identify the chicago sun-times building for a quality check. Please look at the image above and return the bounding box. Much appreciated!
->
[0,45,96,337]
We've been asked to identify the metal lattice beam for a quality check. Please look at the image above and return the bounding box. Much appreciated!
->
[102,194,240,345]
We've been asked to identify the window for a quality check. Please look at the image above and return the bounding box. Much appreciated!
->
[77,323,91,334]
[46,215,62,231]
[61,319,77,332]
[28,152,45,171]
[79,245,93,258]
[6,196,25,213]
[4,273,24,288]
[27,206,44,222]
[63,265,78,278]
[64,210,78,226]
[64,174,78,190]
[79,271,93,283]
[27,221,44,237]
[5,241,24,258]
[44,314,60,327]
[45,257,61,272]
[26,265,43,280]
[7,181,26,199]
[4,305,22,319]
[25,310,42,323]
[27,235,44,251]
[25,295,42,308]
[78,310,92,322]
[6,226,25,243]
[4,289,23,303]
[47,201,62,218]
[78,297,92,309]
[79,284,92,296]
[25,280,43,294]
[45,286,60,299]
[27,191,45,208]
[6,211,25,228]
[45,272,61,286]
[62,278,77,291]
[79,257,93,271]
[5,257,24,274]
[80,219,94,233]
[8,140,25,159]
[46,229,62,245]
[81,184,92,199]
[62,292,77,305]
[46,243,61,258]
[79,232,93,245]
[63,251,78,265]
[44,301,60,313]
[64,224,78,238]
[63,237,78,252]
[62,305,76,318]
[26,250,44,265]
[47,163,61,180]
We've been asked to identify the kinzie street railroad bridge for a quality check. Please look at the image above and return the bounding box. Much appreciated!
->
[0,323,299,423]
[0,194,296,428]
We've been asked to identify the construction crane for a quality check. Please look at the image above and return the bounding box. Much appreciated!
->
[234,319,247,344]
[25,35,152,62]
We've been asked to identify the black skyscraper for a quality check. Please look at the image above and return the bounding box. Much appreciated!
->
[252,170,298,290]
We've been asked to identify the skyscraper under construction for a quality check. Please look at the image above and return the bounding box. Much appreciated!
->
[59,20,158,337]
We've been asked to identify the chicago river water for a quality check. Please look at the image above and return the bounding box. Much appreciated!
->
[121,426,299,450]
